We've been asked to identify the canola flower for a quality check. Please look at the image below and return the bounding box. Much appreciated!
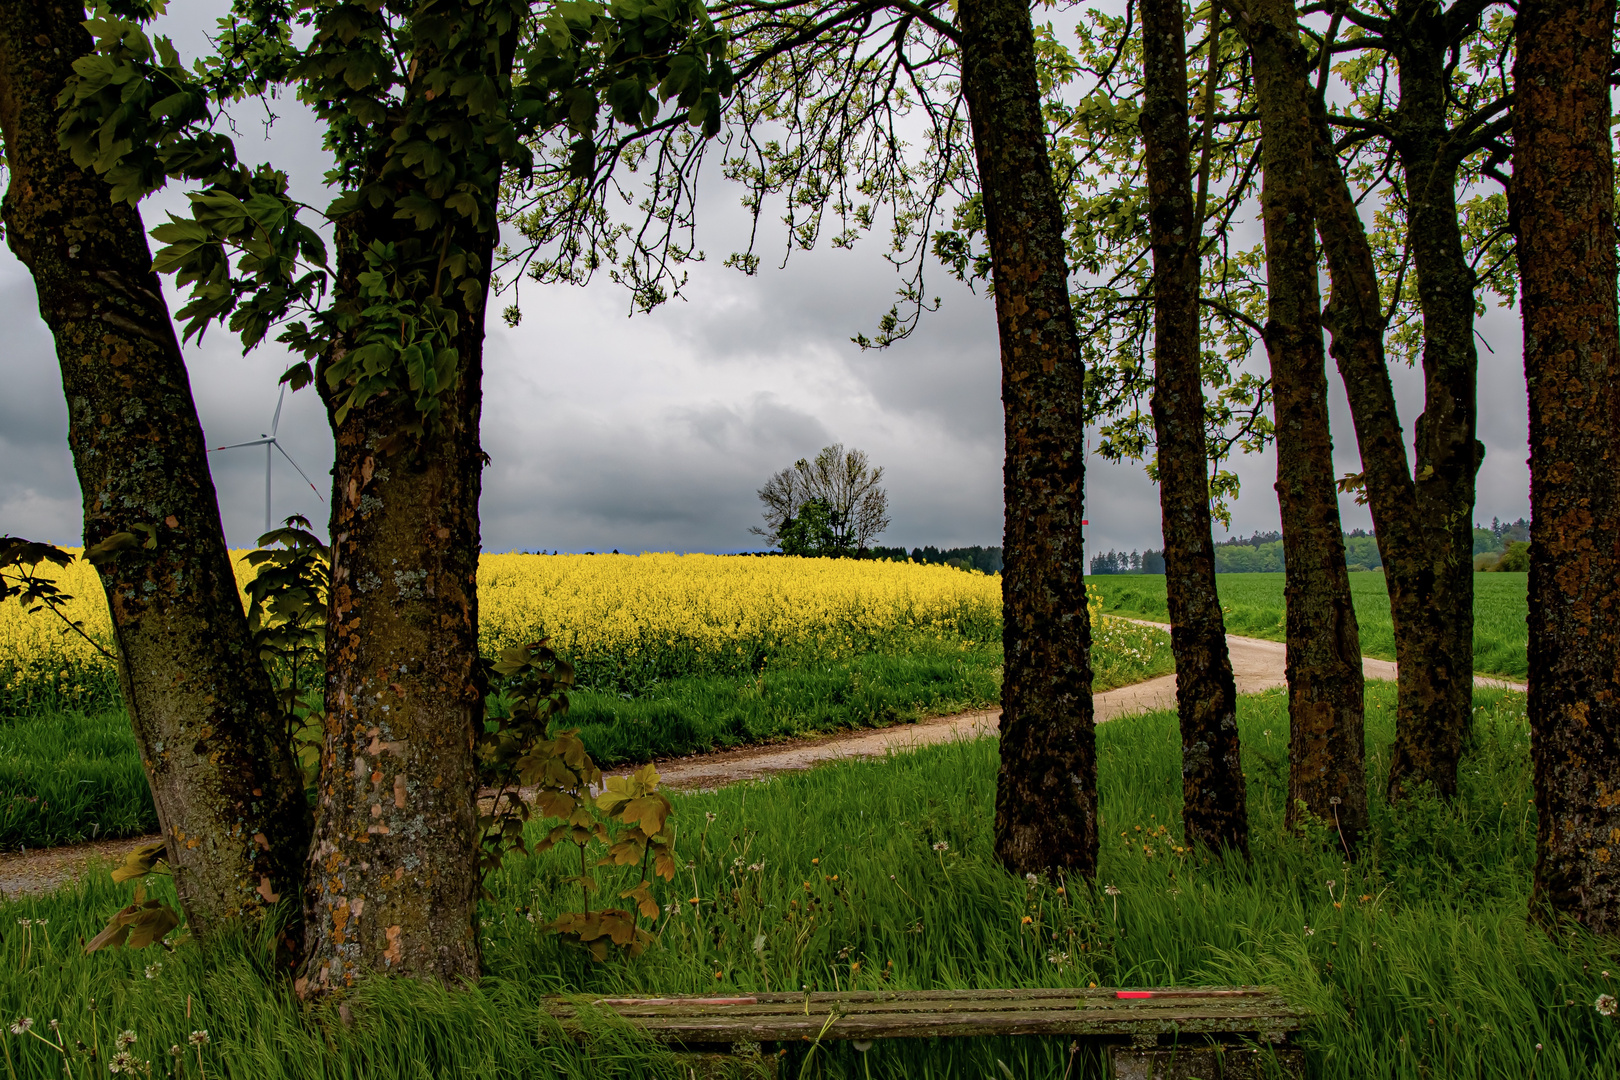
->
[2,552,1167,708]
[2,552,1002,707]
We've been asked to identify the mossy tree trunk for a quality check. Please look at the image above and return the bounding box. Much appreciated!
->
[1140,0,1247,854]
[1238,0,1368,849]
[958,0,1097,877]
[1512,0,1620,935]
[295,11,503,992]
[1375,1,1483,801]
[0,0,310,942]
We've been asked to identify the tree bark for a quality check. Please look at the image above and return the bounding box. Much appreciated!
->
[1140,0,1247,854]
[1238,0,1368,849]
[1376,3,1482,800]
[0,0,310,941]
[1512,0,1620,936]
[958,0,1097,877]
[295,9,502,991]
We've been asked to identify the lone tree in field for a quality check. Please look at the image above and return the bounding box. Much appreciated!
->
[752,444,891,556]
[1513,0,1620,935]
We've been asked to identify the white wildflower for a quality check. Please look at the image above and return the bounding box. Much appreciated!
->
[143,963,162,980]
[8,1018,32,1035]
[187,1031,209,1047]
[1596,994,1617,1018]
[114,1030,135,1050]
[932,841,948,852]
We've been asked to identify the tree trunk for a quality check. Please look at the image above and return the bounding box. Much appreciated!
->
[295,4,504,989]
[298,226,490,992]
[1377,8,1481,800]
[1239,0,1368,849]
[1301,27,1475,802]
[0,0,310,941]
[1513,0,1620,936]
[1140,0,1247,854]
[958,0,1097,877]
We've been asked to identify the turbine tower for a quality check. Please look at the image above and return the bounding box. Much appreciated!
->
[210,385,323,536]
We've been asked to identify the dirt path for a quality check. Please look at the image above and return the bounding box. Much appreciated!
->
[0,629,1526,901]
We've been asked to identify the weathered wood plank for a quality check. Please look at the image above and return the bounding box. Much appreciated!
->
[557,996,1298,1021]
[566,1009,1301,1042]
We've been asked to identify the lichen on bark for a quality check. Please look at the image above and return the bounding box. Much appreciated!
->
[959,0,1098,877]
[1513,0,1620,936]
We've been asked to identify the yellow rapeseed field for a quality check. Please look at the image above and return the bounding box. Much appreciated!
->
[1,552,1004,708]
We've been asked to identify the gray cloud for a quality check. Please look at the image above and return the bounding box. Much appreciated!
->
[0,0,1529,561]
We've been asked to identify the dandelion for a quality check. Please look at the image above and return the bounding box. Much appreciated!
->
[8,1019,31,1035]
[932,841,948,852]
[1596,993,1617,1018]
[1021,915,1033,925]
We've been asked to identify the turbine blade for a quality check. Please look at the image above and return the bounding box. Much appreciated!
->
[272,440,326,502]
[270,384,286,437]
[210,439,273,451]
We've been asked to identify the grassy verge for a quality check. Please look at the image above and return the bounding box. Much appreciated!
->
[0,708,154,850]
[5,683,1615,1078]
[0,623,1173,849]
[1090,572,1529,679]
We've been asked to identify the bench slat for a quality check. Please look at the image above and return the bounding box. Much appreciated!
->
[564,1007,1303,1042]
[545,986,1305,1044]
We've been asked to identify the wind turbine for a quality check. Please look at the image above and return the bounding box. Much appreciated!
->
[210,385,324,536]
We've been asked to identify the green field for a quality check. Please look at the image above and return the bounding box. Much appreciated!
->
[6,683,1614,1078]
[0,625,1174,850]
[1090,572,1529,679]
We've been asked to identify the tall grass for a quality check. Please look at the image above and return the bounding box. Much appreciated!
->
[5,683,1614,1078]
[1090,572,1530,679]
[0,708,154,849]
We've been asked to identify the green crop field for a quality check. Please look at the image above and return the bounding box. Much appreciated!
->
[1090,572,1529,679]
[5,683,1614,1079]
[0,623,1174,851]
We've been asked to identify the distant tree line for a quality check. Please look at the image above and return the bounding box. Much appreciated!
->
[869,545,1003,574]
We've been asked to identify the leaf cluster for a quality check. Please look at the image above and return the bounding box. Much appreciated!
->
[240,515,330,781]
[476,640,678,958]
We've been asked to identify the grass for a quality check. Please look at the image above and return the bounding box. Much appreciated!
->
[0,708,154,850]
[1090,572,1530,679]
[5,682,1616,1078]
[0,622,1174,851]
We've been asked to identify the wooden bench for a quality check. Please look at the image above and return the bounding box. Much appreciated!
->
[547,986,1306,1078]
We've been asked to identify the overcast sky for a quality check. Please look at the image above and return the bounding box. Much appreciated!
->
[0,1,1532,557]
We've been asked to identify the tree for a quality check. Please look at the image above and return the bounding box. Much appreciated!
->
[58,0,731,989]
[954,0,1098,877]
[1140,0,1247,853]
[1304,0,1513,802]
[1512,0,1620,934]
[1235,0,1368,848]
[0,0,310,943]
[777,499,841,557]
[752,444,890,555]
